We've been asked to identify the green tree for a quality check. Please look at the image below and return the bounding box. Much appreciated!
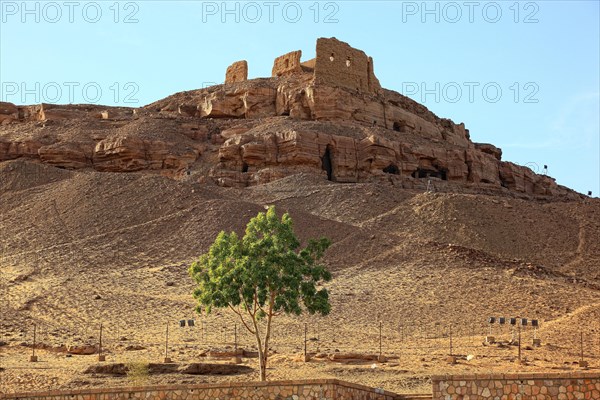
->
[189,206,332,381]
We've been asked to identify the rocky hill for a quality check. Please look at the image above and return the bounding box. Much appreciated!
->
[0,38,581,200]
[0,38,598,393]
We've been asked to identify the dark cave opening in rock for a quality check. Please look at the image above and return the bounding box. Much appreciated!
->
[412,168,448,181]
[242,163,248,173]
[321,146,333,181]
[383,164,400,175]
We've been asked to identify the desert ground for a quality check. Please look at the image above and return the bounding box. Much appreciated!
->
[1,161,599,394]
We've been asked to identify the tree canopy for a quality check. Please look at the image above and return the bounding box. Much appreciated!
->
[189,206,332,380]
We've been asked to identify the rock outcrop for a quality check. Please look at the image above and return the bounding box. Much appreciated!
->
[93,136,200,172]
[0,37,582,200]
[0,140,43,161]
[0,102,19,124]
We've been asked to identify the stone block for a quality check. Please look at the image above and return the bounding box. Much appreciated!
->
[446,356,457,364]
[231,356,243,364]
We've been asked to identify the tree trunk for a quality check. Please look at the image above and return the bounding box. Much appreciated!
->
[250,293,275,382]
[256,333,269,381]
[262,323,271,382]
[257,346,266,381]
[260,294,274,382]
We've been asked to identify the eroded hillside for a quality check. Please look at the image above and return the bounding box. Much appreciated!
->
[1,160,599,393]
[1,38,597,394]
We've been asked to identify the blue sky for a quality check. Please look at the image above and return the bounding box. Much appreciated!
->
[1,0,598,195]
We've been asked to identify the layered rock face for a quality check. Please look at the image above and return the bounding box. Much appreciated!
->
[0,102,19,124]
[0,103,203,176]
[0,38,581,200]
[211,122,569,198]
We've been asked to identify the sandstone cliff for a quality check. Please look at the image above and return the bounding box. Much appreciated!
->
[0,38,581,201]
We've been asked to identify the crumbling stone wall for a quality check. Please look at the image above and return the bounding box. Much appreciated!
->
[237,38,382,94]
[301,58,316,71]
[272,50,303,76]
[225,60,248,84]
[313,37,381,95]
[269,38,381,94]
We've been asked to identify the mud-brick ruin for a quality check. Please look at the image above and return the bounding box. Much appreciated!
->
[0,37,582,199]
[225,60,248,84]
[228,37,381,95]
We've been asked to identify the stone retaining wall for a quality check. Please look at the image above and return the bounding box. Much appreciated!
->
[0,379,408,400]
[432,372,600,399]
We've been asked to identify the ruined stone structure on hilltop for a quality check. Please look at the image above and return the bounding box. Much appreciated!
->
[271,50,306,76]
[225,60,248,84]
[313,37,381,94]
[226,37,381,94]
[0,38,583,200]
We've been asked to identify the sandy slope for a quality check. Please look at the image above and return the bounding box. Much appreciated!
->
[1,160,599,394]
